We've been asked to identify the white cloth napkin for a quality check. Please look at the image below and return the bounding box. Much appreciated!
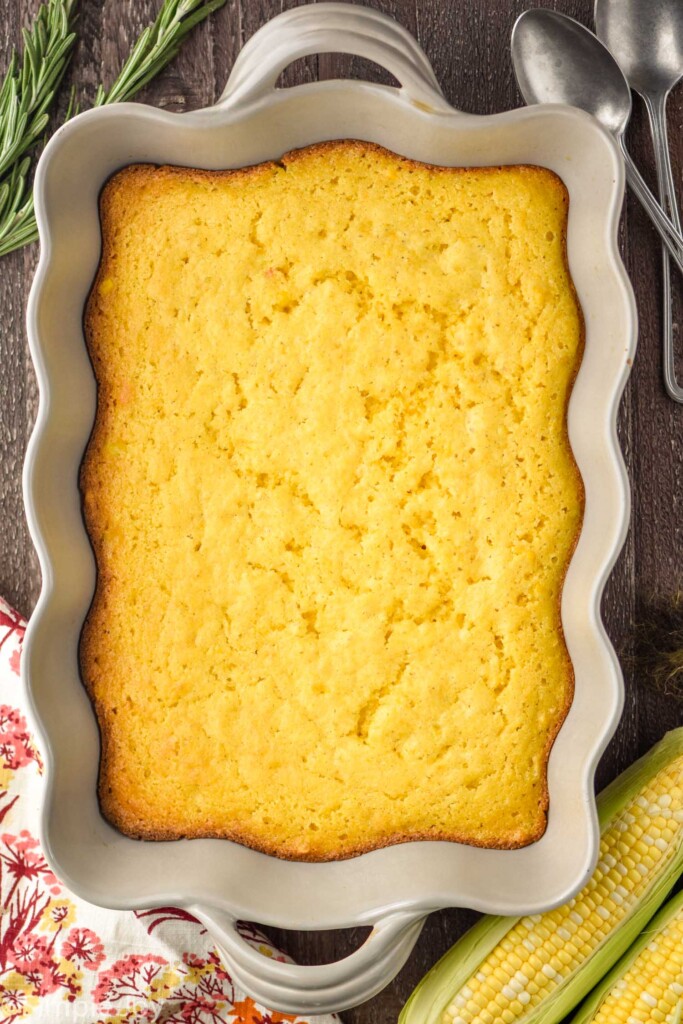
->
[0,596,340,1024]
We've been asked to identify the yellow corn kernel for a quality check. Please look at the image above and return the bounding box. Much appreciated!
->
[442,755,683,1024]
[572,891,683,1024]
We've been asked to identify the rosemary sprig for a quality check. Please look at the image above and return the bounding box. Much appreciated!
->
[0,0,78,180]
[95,0,228,106]
[0,161,38,256]
[0,88,77,258]
[0,0,226,259]
[0,0,78,256]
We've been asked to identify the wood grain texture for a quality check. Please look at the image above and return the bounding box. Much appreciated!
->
[0,0,681,1020]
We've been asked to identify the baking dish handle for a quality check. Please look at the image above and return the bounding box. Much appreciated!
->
[189,903,426,1015]
[216,2,455,114]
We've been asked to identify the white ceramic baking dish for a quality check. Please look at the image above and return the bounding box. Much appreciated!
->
[23,3,636,1014]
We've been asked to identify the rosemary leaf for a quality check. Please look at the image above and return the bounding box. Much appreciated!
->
[0,0,227,259]
[0,196,38,258]
[0,0,78,254]
[0,162,36,255]
[0,1,78,178]
[96,0,227,106]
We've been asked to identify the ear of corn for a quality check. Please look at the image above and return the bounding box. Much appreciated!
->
[399,727,683,1024]
[569,888,683,1024]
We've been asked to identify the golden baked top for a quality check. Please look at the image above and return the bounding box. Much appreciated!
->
[81,140,583,860]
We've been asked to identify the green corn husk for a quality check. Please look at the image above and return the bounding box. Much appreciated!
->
[569,888,683,1024]
[399,727,683,1024]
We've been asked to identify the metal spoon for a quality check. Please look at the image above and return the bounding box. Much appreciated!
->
[595,0,683,402]
[511,9,683,277]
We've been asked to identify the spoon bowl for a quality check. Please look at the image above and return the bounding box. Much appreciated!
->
[512,8,683,285]
[511,9,632,136]
[595,0,683,98]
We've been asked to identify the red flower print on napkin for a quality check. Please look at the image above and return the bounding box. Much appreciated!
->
[1,831,60,898]
[0,596,340,1024]
[62,927,106,971]
[0,606,24,661]
[0,707,40,772]
[93,953,172,1005]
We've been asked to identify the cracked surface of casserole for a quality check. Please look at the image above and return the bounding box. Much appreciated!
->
[81,140,583,860]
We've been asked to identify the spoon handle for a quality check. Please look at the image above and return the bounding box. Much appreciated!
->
[643,92,683,404]
[620,142,683,276]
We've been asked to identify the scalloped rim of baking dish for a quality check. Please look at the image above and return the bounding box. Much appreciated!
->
[22,2,636,1012]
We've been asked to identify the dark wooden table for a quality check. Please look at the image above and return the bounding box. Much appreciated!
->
[1,1,682,1021]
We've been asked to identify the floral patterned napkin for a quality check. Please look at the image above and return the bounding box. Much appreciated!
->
[0,597,340,1024]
